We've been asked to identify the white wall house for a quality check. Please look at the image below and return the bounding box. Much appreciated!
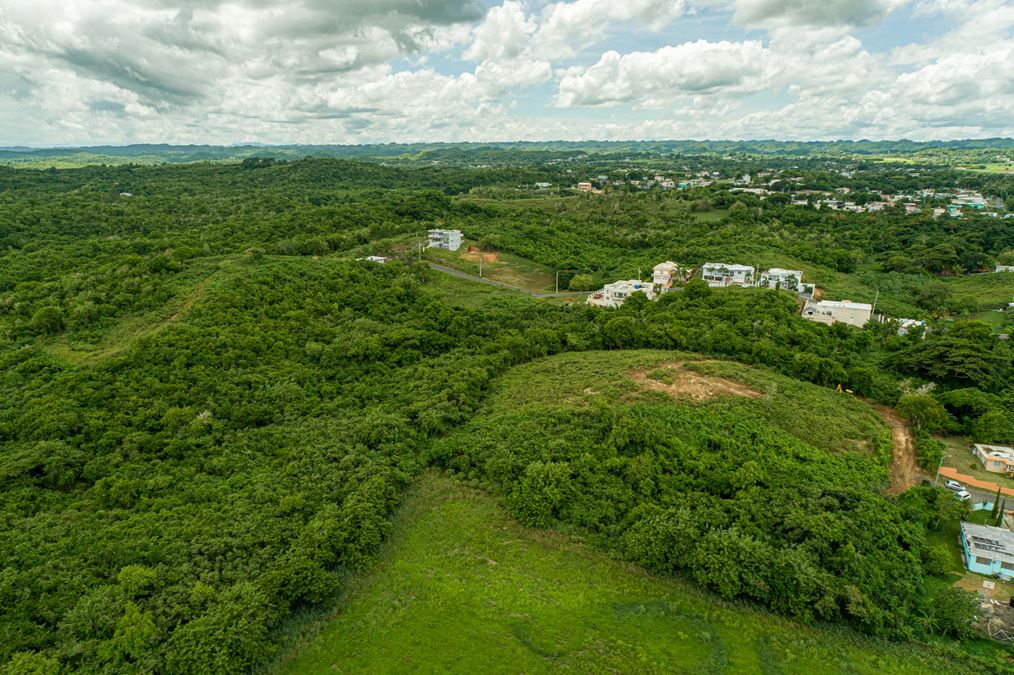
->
[801,299,873,328]
[427,229,462,252]
[652,261,690,292]
[586,280,655,308]
[758,268,804,291]
[701,262,755,287]
[996,265,1014,273]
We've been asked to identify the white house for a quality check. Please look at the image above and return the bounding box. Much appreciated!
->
[758,268,804,292]
[996,265,1014,273]
[427,229,462,252]
[586,280,655,308]
[652,261,690,292]
[801,299,873,328]
[356,255,391,264]
[897,318,927,336]
[701,262,755,287]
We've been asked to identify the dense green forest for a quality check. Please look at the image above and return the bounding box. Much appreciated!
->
[1,156,1013,672]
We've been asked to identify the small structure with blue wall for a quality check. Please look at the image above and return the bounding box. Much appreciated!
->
[961,522,1014,580]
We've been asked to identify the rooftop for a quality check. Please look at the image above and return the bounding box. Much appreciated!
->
[810,299,873,311]
[976,444,1014,460]
[962,522,1014,566]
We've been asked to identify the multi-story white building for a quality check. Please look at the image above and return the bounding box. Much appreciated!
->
[586,280,656,308]
[427,229,462,252]
[651,261,690,292]
[801,299,873,328]
[701,262,755,287]
[758,268,804,292]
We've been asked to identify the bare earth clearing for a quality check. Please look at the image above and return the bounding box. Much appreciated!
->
[630,362,762,402]
[874,405,922,493]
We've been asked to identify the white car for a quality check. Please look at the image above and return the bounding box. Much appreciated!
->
[944,480,964,491]
[954,489,972,501]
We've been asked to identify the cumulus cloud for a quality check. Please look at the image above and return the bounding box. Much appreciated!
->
[0,0,1010,144]
[556,40,771,107]
[735,0,909,28]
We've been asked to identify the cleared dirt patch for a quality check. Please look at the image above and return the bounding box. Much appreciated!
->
[461,248,500,263]
[874,405,922,494]
[630,362,762,402]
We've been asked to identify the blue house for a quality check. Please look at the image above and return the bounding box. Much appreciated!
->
[960,522,1014,579]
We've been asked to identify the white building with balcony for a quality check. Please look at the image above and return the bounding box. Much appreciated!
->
[758,268,804,292]
[586,280,656,308]
[427,229,462,252]
[701,262,755,287]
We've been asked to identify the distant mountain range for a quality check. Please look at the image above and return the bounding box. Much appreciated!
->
[2,138,1013,167]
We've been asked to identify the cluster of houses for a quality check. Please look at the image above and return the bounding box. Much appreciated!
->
[955,443,1014,580]
[586,259,931,333]
[586,261,693,308]
[587,261,821,308]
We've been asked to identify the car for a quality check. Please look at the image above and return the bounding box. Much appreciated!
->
[944,480,964,491]
[955,489,972,501]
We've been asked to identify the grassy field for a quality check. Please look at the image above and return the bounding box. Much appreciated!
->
[424,240,556,292]
[274,471,987,674]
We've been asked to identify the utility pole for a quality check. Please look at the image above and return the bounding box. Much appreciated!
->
[871,288,880,318]
[555,269,580,294]
[479,254,483,278]
[934,454,944,485]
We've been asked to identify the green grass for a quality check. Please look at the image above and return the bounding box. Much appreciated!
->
[475,350,892,461]
[692,208,730,223]
[274,471,987,674]
[39,255,244,366]
[420,269,532,308]
[946,274,1014,311]
[424,239,556,292]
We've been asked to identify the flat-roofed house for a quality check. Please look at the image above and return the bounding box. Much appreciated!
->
[758,268,804,292]
[974,444,1014,476]
[701,262,755,288]
[801,299,873,328]
[961,522,1014,580]
[586,280,655,308]
[427,229,462,252]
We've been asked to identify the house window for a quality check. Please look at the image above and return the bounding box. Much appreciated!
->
[976,556,994,566]
[1003,561,1014,572]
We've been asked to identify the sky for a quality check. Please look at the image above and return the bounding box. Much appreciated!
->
[0,0,1012,146]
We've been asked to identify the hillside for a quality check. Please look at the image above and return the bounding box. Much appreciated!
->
[276,471,982,674]
[430,351,963,637]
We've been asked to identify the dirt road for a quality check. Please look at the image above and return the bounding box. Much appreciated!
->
[874,405,921,493]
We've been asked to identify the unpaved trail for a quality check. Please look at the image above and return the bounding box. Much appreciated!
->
[874,405,920,493]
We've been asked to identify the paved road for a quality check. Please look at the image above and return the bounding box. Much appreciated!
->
[427,262,587,298]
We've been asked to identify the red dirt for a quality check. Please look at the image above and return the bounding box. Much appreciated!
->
[630,363,762,402]
[874,405,921,494]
